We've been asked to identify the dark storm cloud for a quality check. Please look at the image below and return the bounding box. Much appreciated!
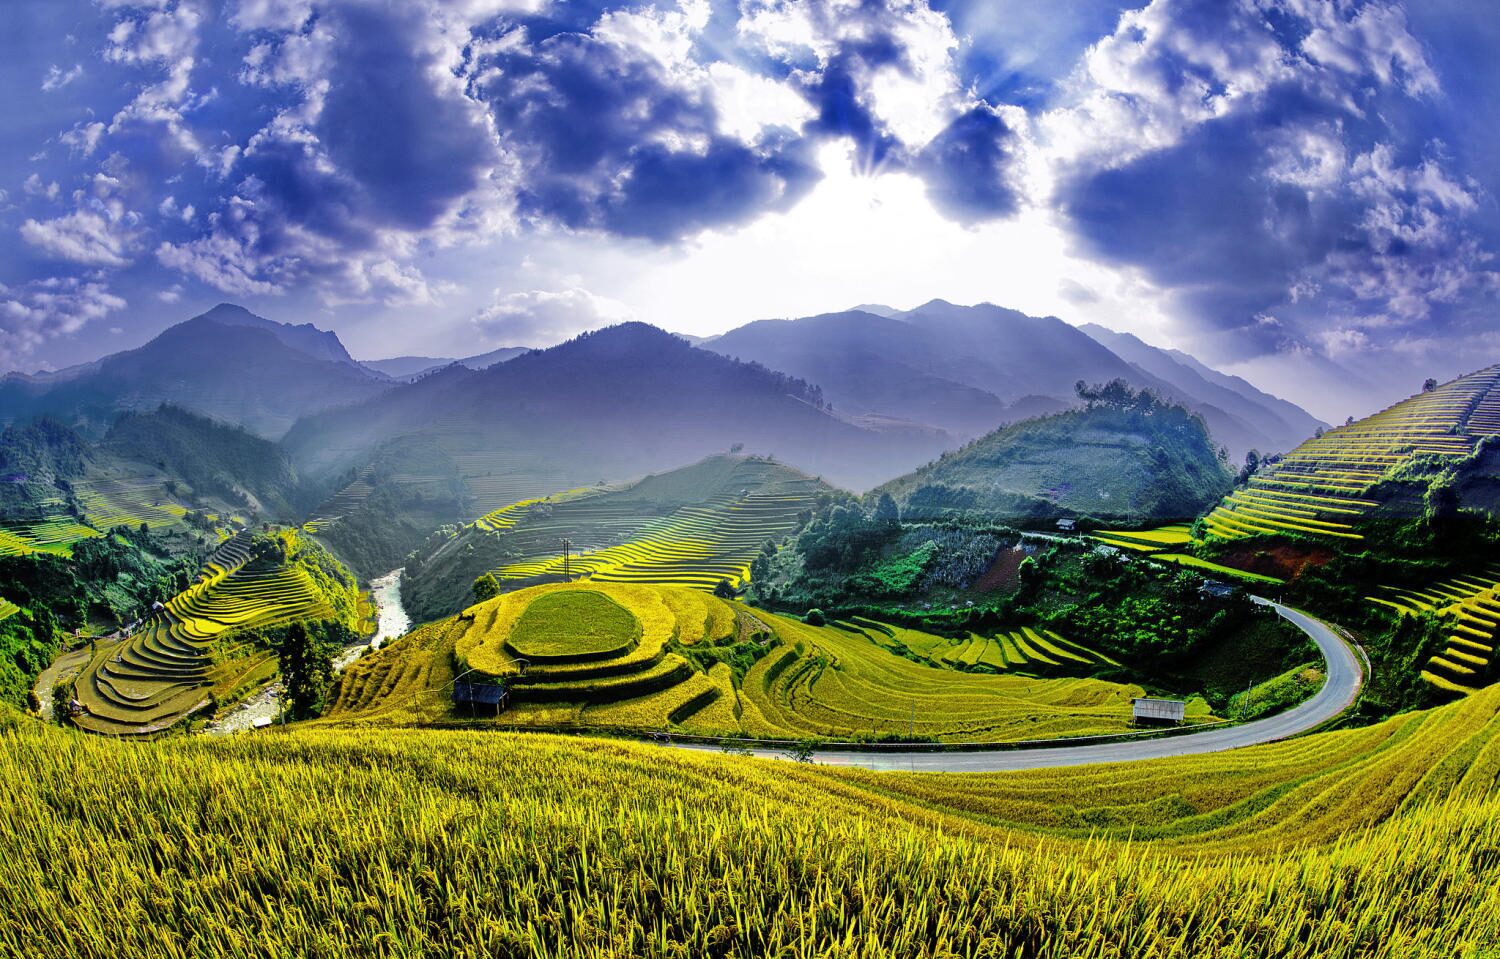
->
[314,4,497,232]
[1048,0,1495,362]
[479,27,817,242]
[914,104,1019,222]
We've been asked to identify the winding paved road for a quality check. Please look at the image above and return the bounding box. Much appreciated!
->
[678,599,1363,772]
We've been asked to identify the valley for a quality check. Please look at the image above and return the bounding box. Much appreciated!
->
[3,301,1498,959]
[7,4,1499,950]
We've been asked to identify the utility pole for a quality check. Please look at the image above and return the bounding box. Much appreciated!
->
[562,538,573,580]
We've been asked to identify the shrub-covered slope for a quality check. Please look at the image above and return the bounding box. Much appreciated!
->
[876,385,1233,522]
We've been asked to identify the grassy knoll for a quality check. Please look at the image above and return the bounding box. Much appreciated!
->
[329,582,1203,743]
[507,590,640,660]
[1,686,1498,956]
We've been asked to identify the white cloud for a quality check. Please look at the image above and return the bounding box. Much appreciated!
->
[23,174,60,201]
[229,0,313,33]
[59,121,107,157]
[20,209,139,267]
[472,287,634,346]
[41,64,84,92]
[0,278,127,371]
[156,228,283,296]
[706,63,814,143]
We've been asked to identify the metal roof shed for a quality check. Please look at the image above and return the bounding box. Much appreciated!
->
[1132,697,1186,725]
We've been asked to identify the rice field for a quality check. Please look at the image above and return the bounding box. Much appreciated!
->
[429,457,823,593]
[73,477,190,531]
[0,598,17,623]
[1368,565,1500,694]
[0,517,101,557]
[327,581,1193,742]
[69,531,357,737]
[1,685,1498,956]
[1204,364,1500,541]
[1090,524,1285,584]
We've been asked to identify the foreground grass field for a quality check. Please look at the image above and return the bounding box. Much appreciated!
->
[326,582,1185,742]
[1,686,1498,957]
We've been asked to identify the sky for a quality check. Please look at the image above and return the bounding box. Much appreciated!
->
[1,0,1497,421]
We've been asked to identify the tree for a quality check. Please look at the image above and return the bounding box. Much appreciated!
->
[804,608,826,626]
[279,622,335,720]
[713,579,736,599]
[871,492,901,528]
[471,573,501,603]
[1423,377,1438,392]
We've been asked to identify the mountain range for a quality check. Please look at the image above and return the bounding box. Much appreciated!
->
[1,301,1325,492]
[705,300,1324,458]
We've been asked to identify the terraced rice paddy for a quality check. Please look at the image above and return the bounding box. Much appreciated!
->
[5,687,1498,956]
[0,516,101,556]
[303,465,375,532]
[73,477,190,531]
[1205,365,1500,540]
[451,450,572,516]
[0,597,17,623]
[1090,524,1285,584]
[497,486,820,590]
[1368,565,1500,694]
[328,582,1189,742]
[69,533,345,736]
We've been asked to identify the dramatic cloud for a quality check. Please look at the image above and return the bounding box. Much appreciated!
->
[1044,0,1496,367]
[1,0,1497,415]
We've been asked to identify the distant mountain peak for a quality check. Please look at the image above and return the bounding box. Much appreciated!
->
[848,303,898,318]
[187,302,357,367]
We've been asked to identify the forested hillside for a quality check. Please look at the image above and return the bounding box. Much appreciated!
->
[877,381,1233,522]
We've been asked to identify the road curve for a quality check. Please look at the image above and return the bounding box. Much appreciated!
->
[677,599,1363,772]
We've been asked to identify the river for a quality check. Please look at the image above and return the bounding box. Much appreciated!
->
[211,568,411,734]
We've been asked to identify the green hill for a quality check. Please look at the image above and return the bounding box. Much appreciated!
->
[400,454,830,623]
[101,406,300,519]
[876,383,1233,522]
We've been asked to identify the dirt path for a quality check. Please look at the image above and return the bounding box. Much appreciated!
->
[31,640,109,721]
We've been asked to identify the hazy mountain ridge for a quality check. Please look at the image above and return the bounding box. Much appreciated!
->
[709,300,1322,458]
[0,305,390,438]
[283,322,950,490]
[360,345,531,381]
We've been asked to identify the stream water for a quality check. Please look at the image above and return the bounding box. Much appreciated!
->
[211,568,411,734]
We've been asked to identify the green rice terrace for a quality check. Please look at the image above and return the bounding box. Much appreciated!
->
[67,529,361,736]
[1090,524,1286,585]
[1367,566,1500,695]
[1204,365,1500,541]
[324,581,1198,742]
[401,455,829,621]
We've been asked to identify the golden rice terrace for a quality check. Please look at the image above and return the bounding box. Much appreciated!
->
[1205,365,1500,541]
